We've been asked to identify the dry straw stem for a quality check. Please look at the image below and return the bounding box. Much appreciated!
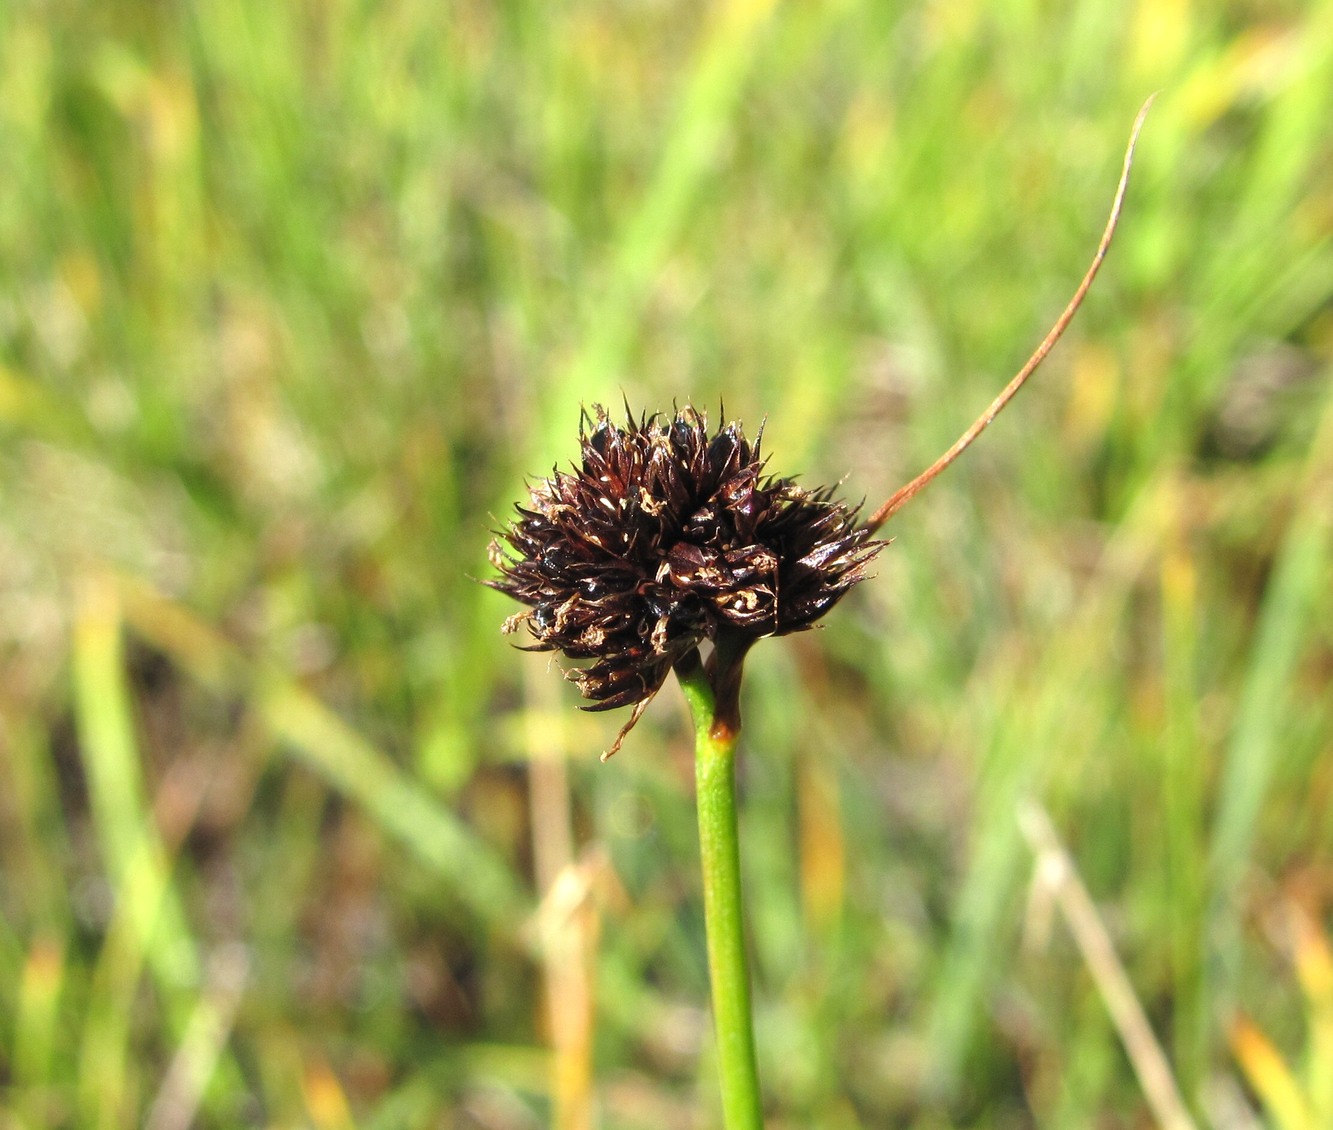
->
[865,94,1158,534]
[1019,800,1197,1130]
[523,655,598,1130]
[144,946,250,1130]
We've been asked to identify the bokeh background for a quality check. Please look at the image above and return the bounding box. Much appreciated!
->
[2,0,1332,1127]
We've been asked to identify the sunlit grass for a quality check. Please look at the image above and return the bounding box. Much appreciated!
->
[1,0,1331,1126]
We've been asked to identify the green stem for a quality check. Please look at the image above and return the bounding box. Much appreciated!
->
[676,645,762,1130]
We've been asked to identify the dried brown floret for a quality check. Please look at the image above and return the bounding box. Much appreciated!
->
[488,405,882,755]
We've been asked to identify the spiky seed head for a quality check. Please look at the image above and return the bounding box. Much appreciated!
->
[488,405,882,754]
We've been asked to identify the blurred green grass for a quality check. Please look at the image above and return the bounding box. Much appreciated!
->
[1,0,1331,1126]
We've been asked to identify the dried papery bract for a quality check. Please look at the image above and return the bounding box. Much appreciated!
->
[863,93,1157,534]
[491,98,1155,759]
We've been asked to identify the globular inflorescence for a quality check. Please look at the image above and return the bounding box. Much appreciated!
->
[488,405,882,753]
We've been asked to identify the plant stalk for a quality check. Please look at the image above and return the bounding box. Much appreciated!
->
[676,645,763,1130]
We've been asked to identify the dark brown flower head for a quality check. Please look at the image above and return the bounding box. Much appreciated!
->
[488,405,882,752]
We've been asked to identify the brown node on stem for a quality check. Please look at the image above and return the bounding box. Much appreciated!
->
[862,94,1157,535]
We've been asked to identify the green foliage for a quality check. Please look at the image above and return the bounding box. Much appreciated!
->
[1,0,1331,1125]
